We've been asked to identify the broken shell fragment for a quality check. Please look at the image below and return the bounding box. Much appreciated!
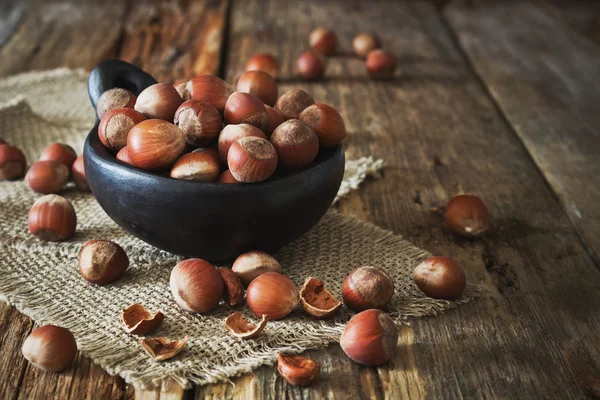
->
[139,336,188,361]
[120,303,164,335]
[277,353,321,386]
[217,268,245,306]
[224,312,267,339]
[299,277,342,319]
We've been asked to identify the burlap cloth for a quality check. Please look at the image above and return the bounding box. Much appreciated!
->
[0,69,476,389]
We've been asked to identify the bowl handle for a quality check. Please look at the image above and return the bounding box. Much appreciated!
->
[88,60,157,118]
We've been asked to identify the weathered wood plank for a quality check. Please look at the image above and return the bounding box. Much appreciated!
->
[0,303,33,400]
[212,0,600,398]
[543,0,600,46]
[444,0,600,266]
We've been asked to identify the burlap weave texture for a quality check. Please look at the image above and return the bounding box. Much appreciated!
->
[0,69,475,389]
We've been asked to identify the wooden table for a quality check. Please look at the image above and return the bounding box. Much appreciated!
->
[1,0,599,398]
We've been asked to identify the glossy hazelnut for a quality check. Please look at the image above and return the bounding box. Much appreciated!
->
[231,250,282,286]
[79,240,129,285]
[224,92,268,132]
[218,169,240,184]
[246,272,298,320]
[116,146,134,165]
[246,53,280,78]
[309,27,337,55]
[342,266,394,311]
[353,33,381,58]
[228,136,278,183]
[192,146,220,163]
[413,256,467,300]
[71,154,89,192]
[28,194,77,241]
[174,100,222,147]
[217,124,267,163]
[445,194,489,237]
[299,277,342,319]
[277,354,320,386]
[271,119,319,169]
[127,119,186,171]
[340,309,398,366]
[299,103,346,148]
[26,160,69,194]
[366,49,397,80]
[134,83,183,121]
[170,150,220,181]
[274,89,315,120]
[236,70,278,106]
[265,105,284,137]
[217,268,244,306]
[173,80,190,100]
[22,325,77,372]
[297,50,327,80]
[170,259,224,313]
[40,143,77,170]
[187,75,233,114]
[98,108,146,151]
[0,144,26,180]
[96,88,136,120]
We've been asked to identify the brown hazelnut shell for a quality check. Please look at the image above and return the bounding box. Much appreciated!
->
[26,160,69,194]
[71,154,90,192]
[246,272,298,320]
[309,27,337,55]
[246,53,280,78]
[187,75,233,114]
[170,259,224,313]
[134,83,183,121]
[127,119,186,171]
[174,100,223,147]
[366,49,397,80]
[21,325,77,372]
[297,50,326,80]
[79,240,129,285]
[28,194,77,241]
[299,103,347,148]
[217,268,245,306]
[274,89,315,120]
[217,124,267,164]
[231,250,282,286]
[340,309,398,366]
[413,256,467,300]
[265,105,284,137]
[120,303,164,335]
[173,80,190,100]
[224,312,267,339]
[299,277,342,319]
[140,336,188,361]
[236,70,278,106]
[353,33,381,58]
[277,353,320,386]
[224,92,268,132]
[98,108,146,151]
[116,146,134,165]
[270,119,319,170]
[40,143,77,170]
[96,88,136,120]
[342,266,394,312]
[227,136,278,183]
[218,169,240,184]
[0,144,26,180]
[444,194,489,237]
[169,151,220,182]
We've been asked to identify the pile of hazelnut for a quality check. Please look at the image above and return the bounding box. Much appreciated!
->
[95,67,347,183]
[294,28,397,80]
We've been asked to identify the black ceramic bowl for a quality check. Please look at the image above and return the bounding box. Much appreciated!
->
[83,60,345,261]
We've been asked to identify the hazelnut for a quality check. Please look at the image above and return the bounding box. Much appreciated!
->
[265,105,284,137]
[218,169,240,184]
[79,240,129,285]
[231,250,282,286]
[366,49,397,80]
[227,136,278,183]
[140,336,188,361]
[187,75,233,114]
[271,119,319,170]
[224,312,267,339]
[246,53,280,78]
[445,194,489,237]
[28,195,77,241]
[0,144,26,180]
[170,259,224,313]
[22,325,77,372]
[413,256,466,300]
[191,146,220,163]
[169,151,220,182]
[71,154,89,192]
[173,80,190,100]
[236,70,278,106]
[277,353,320,386]
[297,50,327,80]
[274,89,315,120]
[26,160,69,194]
[127,119,186,171]
[40,143,77,170]
[174,100,223,147]
[299,103,347,148]
[116,146,134,165]
[0,138,7,145]
[120,303,164,335]
[217,124,267,163]
[246,272,298,320]
[98,108,146,151]
[353,33,381,58]
[299,277,342,319]
[342,266,394,312]
[96,88,136,120]
[340,309,398,366]
[309,27,337,55]
[224,92,268,132]
[134,83,183,121]
[217,268,244,306]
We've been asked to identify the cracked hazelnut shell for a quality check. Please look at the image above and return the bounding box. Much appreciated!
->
[120,303,164,335]
[217,268,244,306]
[277,353,320,386]
[299,277,342,319]
[413,256,466,300]
[340,309,398,366]
[140,336,188,361]
[224,312,267,339]
[79,240,129,285]
[342,266,394,312]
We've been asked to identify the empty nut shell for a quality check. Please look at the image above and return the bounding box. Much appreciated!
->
[299,277,342,319]
[277,353,320,386]
[79,240,129,285]
[217,268,244,306]
[224,312,267,339]
[120,303,164,335]
[140,336,188,361]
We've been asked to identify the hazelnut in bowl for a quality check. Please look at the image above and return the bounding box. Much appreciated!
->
[84,61,344,261]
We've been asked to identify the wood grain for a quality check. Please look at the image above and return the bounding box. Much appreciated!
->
[444,0,600,266]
